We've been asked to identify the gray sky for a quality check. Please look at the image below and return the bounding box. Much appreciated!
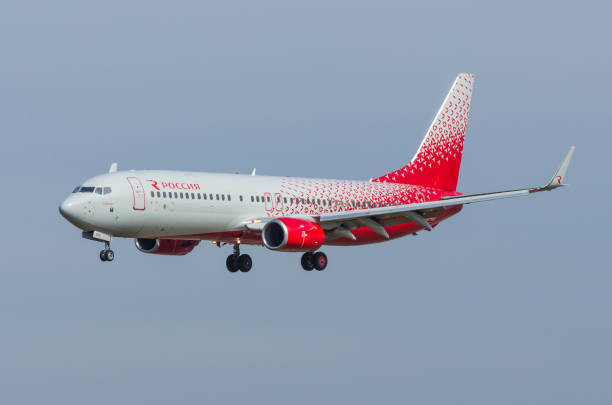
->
[1,0,610,404]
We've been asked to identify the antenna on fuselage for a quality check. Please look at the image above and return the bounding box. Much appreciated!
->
[251,168,256,176]
[109,163,118,173]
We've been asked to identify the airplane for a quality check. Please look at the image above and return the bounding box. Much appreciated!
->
[59,73,574,272]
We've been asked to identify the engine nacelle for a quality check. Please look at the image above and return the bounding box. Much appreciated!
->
[262,218,325,252]
[135,238,199,256]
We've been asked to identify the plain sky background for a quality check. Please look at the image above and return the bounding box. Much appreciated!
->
[1,0,610,404]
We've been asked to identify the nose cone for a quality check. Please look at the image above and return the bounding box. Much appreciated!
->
[59,195,92,230]
[59,198,78,222]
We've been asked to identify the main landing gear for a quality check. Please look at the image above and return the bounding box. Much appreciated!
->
[100,241,115,262]
[226,243,252,273]
[301,251,327,271]
[222,244,328,272]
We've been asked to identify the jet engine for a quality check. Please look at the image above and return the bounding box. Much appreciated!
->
[262,218,325,251]
[135,238,200,255]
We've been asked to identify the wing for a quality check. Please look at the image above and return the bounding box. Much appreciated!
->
[245,147,574,240]
[317,147,574,239]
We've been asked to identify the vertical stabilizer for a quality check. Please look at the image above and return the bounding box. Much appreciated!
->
[374,73,475,191]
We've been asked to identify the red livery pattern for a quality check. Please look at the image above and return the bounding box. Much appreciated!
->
[374,73,474,191]
[270,177,460,217]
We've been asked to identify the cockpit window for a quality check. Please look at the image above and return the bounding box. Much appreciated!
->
[72,186,111,194]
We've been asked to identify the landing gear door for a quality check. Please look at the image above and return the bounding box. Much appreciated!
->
[126,177,146,210]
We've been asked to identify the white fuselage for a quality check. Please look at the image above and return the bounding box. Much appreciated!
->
[59,170,441,241]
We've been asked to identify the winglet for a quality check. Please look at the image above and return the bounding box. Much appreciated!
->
[109,162,118,173]
[542,146,575,190]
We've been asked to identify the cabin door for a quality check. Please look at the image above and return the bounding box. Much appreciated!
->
[126,177,146,210]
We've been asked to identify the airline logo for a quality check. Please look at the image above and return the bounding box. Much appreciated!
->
[147,180,201,191]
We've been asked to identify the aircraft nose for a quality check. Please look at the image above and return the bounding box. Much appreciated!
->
[59,198,78,221]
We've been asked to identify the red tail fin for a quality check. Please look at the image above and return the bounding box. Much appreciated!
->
[374,73,474,191]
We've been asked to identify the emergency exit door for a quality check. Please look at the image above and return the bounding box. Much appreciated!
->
[126,177,146,210]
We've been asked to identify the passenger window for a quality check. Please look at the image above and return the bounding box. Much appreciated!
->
[163,192,167,198]
[209,194,213,200]
[251,196,254,202]
[203,193,207,200]
[317,199,321,205]
[157,191,161,197]
[266,196,271,202]
[150,191,155,198]
[191,193,195,199]
[168,193,172,199]
[239,195,243,202]
[174,192,178,198]
[221,194,225,201]
[197,193,201,199]
[284,197,287,204]
[322,200,326,206]
[216,194,219,200]
[256,196,260,202]
[185,193,189,199]
[180,193,184,198]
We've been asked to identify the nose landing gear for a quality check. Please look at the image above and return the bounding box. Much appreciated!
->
[100,241,115,262]
[226,243,252,273]
[82,231,115,262]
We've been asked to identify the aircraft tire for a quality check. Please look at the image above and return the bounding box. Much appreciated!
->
[313,252,327,271]
[226,255,239,272]
[301,252,314,271]
[238,254,252,272]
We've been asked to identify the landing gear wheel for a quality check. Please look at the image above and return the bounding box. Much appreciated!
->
[238,254,252,272]
[301,252,314,271]
[226,255,239,272]
[100,249,114,262]
[313,252,327,271]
